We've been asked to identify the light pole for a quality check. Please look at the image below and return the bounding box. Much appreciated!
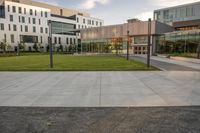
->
[48,20,53,68]
[127,30,130,60]
[147,18,151,68]
[197,44,200,59]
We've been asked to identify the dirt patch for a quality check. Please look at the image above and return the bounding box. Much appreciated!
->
[0,107,200,133]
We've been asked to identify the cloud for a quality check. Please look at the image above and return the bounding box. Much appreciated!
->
[149,0,200,7]
[135,11,153,21]
[33,0,59,6]
[80,0,111,9]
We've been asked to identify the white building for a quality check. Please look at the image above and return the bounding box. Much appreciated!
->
[0,0,104,52]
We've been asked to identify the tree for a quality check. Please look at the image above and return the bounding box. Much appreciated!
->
[46,44,50,52]
[33,43,39,52]
[16,42,25,55]
[6,44,12,52]
[18,42,26,51]
[0,39,7,53]
[37,43,44,52]
[58,44,63,52]
[105,43,112,53]
[68,44,75,54]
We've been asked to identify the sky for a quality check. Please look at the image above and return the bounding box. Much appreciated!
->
[34,0,200,25]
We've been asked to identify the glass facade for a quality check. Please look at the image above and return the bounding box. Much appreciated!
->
[157,29,200,54]
[134,36,148,44]
[81,38,128,53]
[51,21,76,35]
[154,2,200,25]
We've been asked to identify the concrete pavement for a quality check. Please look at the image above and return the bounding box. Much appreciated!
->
[0,71,200,107]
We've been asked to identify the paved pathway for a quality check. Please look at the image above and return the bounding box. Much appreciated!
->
[0,71,200,107]
[131,55,200,71]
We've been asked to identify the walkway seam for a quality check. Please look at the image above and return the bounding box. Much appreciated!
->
[135,75,169,106]
[99,72,102,106]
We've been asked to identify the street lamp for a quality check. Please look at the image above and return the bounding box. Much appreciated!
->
[127,30,130,60]
[48,20,53,68]
[147,18,151,68]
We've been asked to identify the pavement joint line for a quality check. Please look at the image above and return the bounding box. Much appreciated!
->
[99,72,102,106]
[135,73,169,106]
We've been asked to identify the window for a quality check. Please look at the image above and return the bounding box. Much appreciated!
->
[12,6,16,13]
[39,19,41,25]
[35,10,37,16]
[134,36,148,44]
[58,37,61,44]
[18,7,22,14]
[18,16,21,22]
[78,25,80,29]
[83,19,85,24]
[45,11,47,17]
[186,6,194,17]
[8,24,11,31]
[77,17,79,23]
[0,23,4,30]
[45,28,48,34]
[4,34,6,42]
[92,20,94,25]
[0,6,5,18]
[13,24,17,31]
[54,37,57,44]
[8,5,10,12]
[51,21,76,35]
[30,9,33,15]
[20,35,38,43]
[70,38,72,44]
[32,18,36,24]
[22,16,25,23]
[20,25,23,31]
[28,17,31,23]
[40,36,43,43]
[74,38,76,44]
[100,22,102,26]
[96,21,98,26]
[40,27,43,33]
[25,25,28,32]
[24,8,26,14]
[33,26,36,32]
[154,11,161,20]
[10,15,13,22]
[60,9,63,16]
[11,34,14,43]
[66,38,69,44]
[88,20,91,25]
[180,7,186,17]
[41,11,43,17]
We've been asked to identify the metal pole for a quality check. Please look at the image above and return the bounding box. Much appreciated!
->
[49,20,53,68]
[184,35,186,53]
[127,30,130,60]
[147,18,151,68]
[198,44,200,59]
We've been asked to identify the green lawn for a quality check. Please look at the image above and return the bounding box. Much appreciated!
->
[0,55,156,71]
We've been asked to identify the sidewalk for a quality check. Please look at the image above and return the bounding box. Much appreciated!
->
[0,71,200,107]
[132,55,200,71]
[152,56,200,70]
